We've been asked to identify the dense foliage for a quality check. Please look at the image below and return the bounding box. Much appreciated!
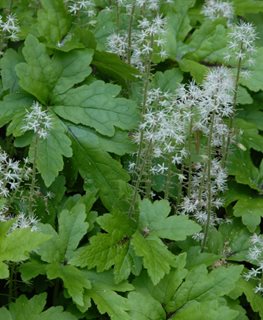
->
[0,0,263,319]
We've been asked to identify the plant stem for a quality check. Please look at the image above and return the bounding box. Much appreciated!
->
[127,1,136,65]
[164,153,173,199]
[201,112,215,252]
[187,113,193,197]
[222,54,242,166]
[29,135,39,214]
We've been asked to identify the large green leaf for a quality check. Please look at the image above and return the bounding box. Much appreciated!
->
[70,127,131,210]
[68,123,136,156]
[54,81,139,136]
[52,49,93,96]
[169,264,243,311]
[0,293,77,320]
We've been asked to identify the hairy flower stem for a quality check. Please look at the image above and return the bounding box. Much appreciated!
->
[201,112,215,252]
[187,115,194,197]
[28,135,39,214]
[222,54,242,166]
[8,263,16,303]
[129,141,153,217]
[164,154,173,199]
[127,1,136,65]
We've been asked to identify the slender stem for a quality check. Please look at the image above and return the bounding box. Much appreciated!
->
[187,113,193,197]
[164,153,173,199]
[127,1,136,65]
[222,55,242,166]
[29,135,39,214]
[201,112,215,252]
[129,141,153,217]
[8,263,15,303]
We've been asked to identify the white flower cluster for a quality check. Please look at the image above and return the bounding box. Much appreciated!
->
[107,14,167,71]
[180,160,226,226]
[202,0,234,24]
[225,21,257,70]
[244,234,263,294]
[0,151,31,199]
[22,101,52,139]
[0,13,20,41]
[11,212,39,232]
[66,0,96,17]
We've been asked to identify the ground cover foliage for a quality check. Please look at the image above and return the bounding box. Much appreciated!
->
[0,0,263,319]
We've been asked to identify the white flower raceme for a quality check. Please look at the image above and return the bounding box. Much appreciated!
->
[66,0,96,16]
[0,13,20,41]
[202,0,234,23]
[22,101,52,139]
[225,21,257,68]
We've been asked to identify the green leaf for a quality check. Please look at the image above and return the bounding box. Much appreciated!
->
[92,51,140,83]
[46,263,91,306]
[237,86,253,105]
[86,271,132,320]
[54,81,139,136]
[0,293,77,320]
[128,292,166,320]
[132,254,187,307]
[37,0,71,46]
[58,203,88,260]
[170,264,243,311]
[179,59,208,83]
[68,123,136,156]
[70,128,131,210]
[240,48,263,92]
[52,49,93,96]
[186,20,227,61]
[138,199,201,241]
[152,68,183,91]
[37,203,88,263]
[131,232,176,285]
[16,34,60,104]
[0,93,33,127]
[29,116,72,187]
[232,0,263,14]
[0,49,24,92]
[170,300,238,320]
[71,211,136,282]
[229,278,263,318]
[0,261,9,279]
